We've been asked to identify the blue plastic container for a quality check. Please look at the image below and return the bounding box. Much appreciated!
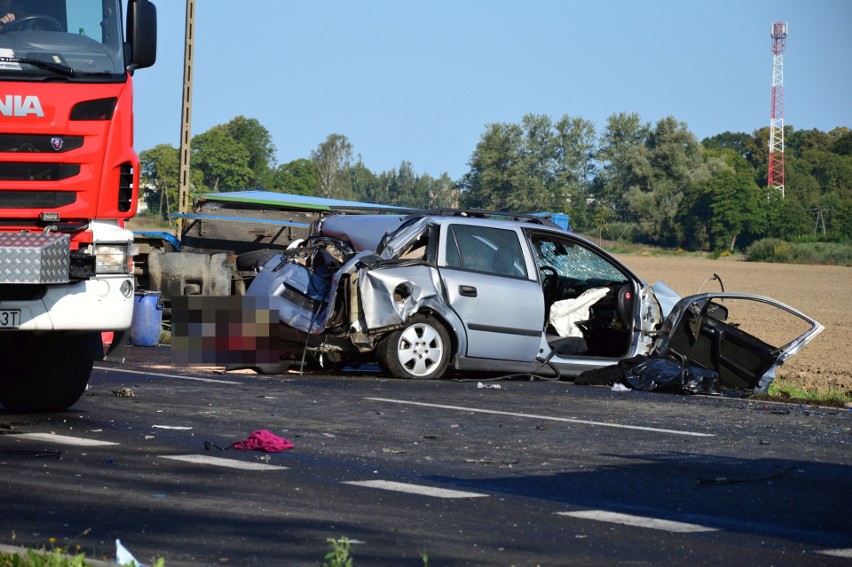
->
[129,291,163,347]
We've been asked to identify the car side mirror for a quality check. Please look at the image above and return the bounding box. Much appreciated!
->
[705,301,728,322]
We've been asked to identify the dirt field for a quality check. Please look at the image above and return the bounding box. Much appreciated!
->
[616,253,851,394]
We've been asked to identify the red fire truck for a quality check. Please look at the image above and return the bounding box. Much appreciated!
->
[0,0,156,410]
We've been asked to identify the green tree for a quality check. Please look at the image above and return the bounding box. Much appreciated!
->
[350,160,386,204]
[705,149,761,251]
[224,116,277,189]
[271,158,318,195]
[191,126,254,192]
[459,121,524,210]
[311,134,353,199]
[139,144,180,221]
[601,116,707,245]
[459,114,575,213]
[701,131,752,159]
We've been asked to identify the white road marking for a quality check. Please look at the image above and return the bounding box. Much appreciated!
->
[14,433,118,447]
[556,510,717,533]
[818,549,852,559]
[366,397,714,437]
[93,366,241,385]
[345,480,488,499]
[159,454,287,471]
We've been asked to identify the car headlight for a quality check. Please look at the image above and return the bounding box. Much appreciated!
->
[94,243,132,274]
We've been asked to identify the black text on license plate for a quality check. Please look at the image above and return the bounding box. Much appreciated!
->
[0,310,21,328]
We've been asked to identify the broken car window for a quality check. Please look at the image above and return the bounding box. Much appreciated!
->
[532,236,628,288]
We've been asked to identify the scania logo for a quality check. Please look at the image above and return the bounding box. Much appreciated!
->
[0,95,45,117]
[50,137,63,151]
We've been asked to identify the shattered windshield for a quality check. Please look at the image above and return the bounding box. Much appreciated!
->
[0,0,125,79]
[532,236,628,285]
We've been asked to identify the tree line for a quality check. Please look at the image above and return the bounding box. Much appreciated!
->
[139,113,852,253]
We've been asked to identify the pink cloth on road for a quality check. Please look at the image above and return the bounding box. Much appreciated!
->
[231,429,294,452]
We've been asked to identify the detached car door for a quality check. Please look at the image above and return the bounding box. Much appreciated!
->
[438,223,544,362]
[653,293,824,392]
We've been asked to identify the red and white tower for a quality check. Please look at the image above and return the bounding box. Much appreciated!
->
[768,21,787,198]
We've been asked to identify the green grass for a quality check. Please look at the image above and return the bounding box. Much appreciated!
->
[760,383,852,408]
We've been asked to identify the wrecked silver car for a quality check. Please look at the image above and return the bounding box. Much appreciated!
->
[247,210,823,392]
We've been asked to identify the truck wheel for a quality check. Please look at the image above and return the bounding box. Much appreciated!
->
[377,315,451,380]
[0,332,96,411]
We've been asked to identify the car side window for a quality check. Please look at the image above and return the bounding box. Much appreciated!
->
[444,224,527,278]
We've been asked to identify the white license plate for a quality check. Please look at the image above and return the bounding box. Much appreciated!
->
[0,310,21,328]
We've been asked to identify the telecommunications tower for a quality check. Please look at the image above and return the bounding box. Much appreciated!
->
[768,21,787,198]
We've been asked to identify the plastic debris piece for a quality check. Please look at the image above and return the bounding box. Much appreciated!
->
[152,425,193,430]
[611,383,630,392]
[113,388,134,397]
[116,538,146,567]
[477,382,503,389]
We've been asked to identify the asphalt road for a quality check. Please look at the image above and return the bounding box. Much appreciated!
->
[1,345,851,566]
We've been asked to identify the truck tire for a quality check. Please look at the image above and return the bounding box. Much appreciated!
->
[0,332,96,411]
[376,314,452,380]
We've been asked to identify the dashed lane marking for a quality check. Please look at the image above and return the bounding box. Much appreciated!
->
[159,454,287,471]
[14,433,119,447]
[93,366,241,385]
[344,480,488,499]
[556,510,717,533]
[366,397,715,437]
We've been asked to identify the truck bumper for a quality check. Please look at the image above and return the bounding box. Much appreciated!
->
[0,275,135,331]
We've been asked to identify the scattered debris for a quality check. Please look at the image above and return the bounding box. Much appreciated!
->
[382,448,406,454]
[152,425,193,430]
[116,539,145,567]
[477,382,503,390]
[112,388,135,397]
[611,383,630,392]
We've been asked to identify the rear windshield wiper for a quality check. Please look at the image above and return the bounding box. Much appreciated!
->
[0,56,75,76]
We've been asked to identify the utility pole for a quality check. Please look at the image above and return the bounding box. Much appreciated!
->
[768,21,787,198]
[176,0,195,235]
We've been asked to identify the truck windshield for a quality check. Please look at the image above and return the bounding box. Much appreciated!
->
[0,0,125,80]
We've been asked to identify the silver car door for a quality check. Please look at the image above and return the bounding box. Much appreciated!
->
[439,223,544,361]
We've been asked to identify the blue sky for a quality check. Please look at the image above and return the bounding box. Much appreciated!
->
[133,0,852,181]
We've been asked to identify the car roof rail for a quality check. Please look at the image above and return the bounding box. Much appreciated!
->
[414,208,564,229]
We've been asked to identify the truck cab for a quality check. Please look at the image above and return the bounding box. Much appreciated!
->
[0,0,155,411]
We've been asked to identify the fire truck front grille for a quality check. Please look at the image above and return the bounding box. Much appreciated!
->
[0,163,81,181]
[0,134,84,153]
[0,191,76,208]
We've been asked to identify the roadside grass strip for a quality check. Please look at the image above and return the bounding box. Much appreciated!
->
[93,366,241,385]
[556,510,717,533]
[345,480,488,499]
[367,397,714,437]
[14,433,118,447]
[159,454,287,471]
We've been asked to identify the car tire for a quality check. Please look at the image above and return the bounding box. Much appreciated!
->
[377,314,451,380]
[0,332,96,411]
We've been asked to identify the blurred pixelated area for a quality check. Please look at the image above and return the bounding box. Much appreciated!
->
[171,296,280,367]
